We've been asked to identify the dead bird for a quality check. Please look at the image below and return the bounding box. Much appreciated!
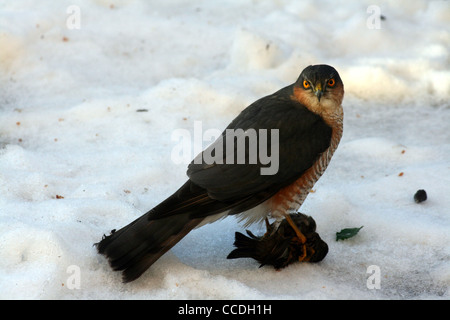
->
[227,212,328,269]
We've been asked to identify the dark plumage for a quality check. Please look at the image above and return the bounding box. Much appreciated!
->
[227,213,328,268]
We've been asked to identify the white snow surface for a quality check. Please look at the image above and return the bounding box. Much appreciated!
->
[0,0,449,299]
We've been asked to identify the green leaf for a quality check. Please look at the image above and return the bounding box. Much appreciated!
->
[336,226,363,241]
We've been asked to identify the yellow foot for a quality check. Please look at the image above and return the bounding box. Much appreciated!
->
[284,214,307,244]
[299,246,316,262]
[283,214,310,262]
[298,245,307,262]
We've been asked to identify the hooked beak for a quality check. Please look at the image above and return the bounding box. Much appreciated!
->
[314,83,323,102]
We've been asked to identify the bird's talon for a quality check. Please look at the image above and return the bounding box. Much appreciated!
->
[285,214,307,244]
[298,244,308,262]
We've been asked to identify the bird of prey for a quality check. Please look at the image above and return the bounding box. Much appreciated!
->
[96,64,344,282]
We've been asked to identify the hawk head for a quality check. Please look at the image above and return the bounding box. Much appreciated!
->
[297,64,344,104]
[293,64,344,125]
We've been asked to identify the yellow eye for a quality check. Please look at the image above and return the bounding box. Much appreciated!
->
[303,80,310,89]
[327,78,336,87]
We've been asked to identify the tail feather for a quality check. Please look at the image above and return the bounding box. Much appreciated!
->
[96,179,270,282]
[96,181,211,282]
[227,229,292,268]
[226,231,259,260]
[97,211,203,282]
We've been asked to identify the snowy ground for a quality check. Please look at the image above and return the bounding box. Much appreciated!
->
[0,0,449,299]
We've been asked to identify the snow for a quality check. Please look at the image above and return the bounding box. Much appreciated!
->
[0,0,449,299]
